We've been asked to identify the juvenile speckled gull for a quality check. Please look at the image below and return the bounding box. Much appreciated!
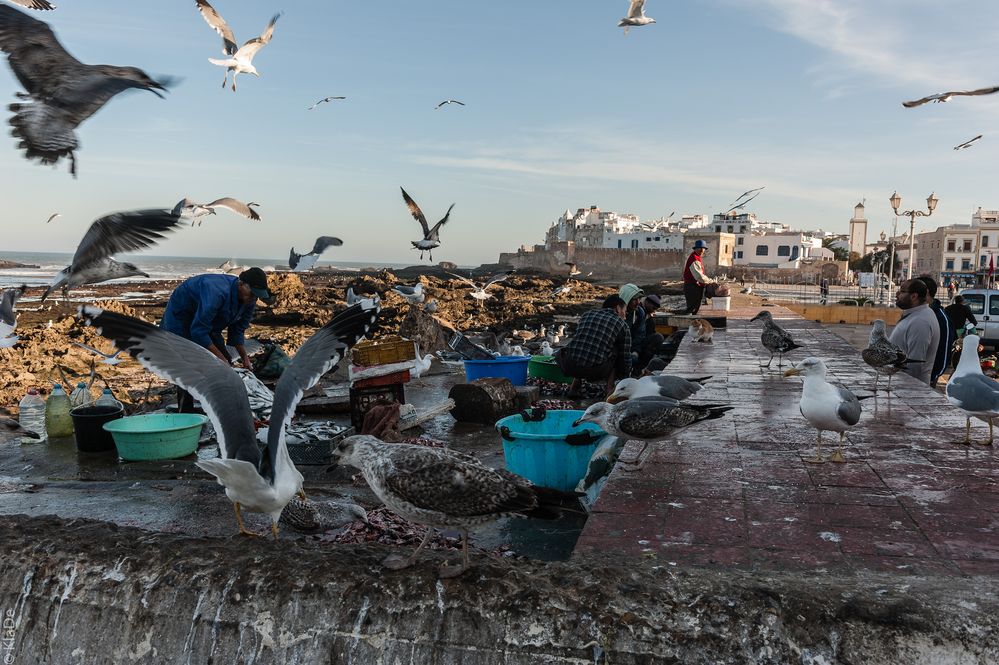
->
[0,5,172,176]
[945,334,999,446]
[331,434,578,578]
[573,397,732,441]
[861,319,921,393]
[79,301,380,538]
[196,0,280,92]
[401,187,453,262]
[751,310,803,368]
[784,357,863,464]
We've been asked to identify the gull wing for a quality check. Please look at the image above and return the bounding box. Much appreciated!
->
[206,197,260,221]
[427,203,455,240]
[0,284,26,330]
[72,341,118,359]
[834,386,862,426]
[947,372,999,413]
[903,86,999,108]
[401,187,431,236]
[9,0,55,10]
[263,302,380,482]
[69,209,182,272]
[77,305,259,463]
[953,134,983,150]
[236,13,280,60]
[446,272,477,288]
[310,236,343,255]
[195,0,237,55]
[484,271,513,289]
[626,0,647,19]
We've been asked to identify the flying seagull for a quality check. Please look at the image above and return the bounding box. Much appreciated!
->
[726,191,761,214]
[45,213,59,224]
[946,333,999,446]
[0,284,26,347]
[729,186,765,208]
[173,197,260,226]
[289,236,343,272]
[41,209,183,301]
[308,95,345,110]
[784,357,865,464]
[0,5,173,176]
[401,187,454,261]
[750,310,802,368]
[446,271,512,301]
[331,434,579,577]
[903,86,999,108]
[953,135,983,151]
[6,1,54,10]
[565,262,582,277]
[79,301,380,538]
[73,342,124,365]
[618,0,655,34]
[434,99,465,110]
[195,0,280,92]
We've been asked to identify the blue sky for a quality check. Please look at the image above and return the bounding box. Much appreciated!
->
[2,0,999,265]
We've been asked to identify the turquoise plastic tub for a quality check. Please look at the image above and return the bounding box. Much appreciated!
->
[464,356,531,386]
[103,414,207,461]
[495,409,606,491]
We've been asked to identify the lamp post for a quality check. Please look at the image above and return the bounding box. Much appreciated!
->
[890,191,938,281]
[887,214,898,305]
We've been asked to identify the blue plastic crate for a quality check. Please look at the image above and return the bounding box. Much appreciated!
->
[495,409,606,491]
[464,356,531,386]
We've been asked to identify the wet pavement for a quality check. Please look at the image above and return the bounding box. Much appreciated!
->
[576,304,999,576]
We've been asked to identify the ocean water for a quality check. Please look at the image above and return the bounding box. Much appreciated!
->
[0,251,415,289]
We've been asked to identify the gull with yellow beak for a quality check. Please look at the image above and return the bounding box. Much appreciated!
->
[784,357,864,464]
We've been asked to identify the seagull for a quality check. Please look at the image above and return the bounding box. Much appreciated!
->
[726,191,761,214]
[573,398,732,442]
[279,497,367,532]
[750,310,803,368]
[346,287,380,308]
[618,0,655,34]
[45,213,60,224]
[689,318,713,343]
[565,262,582,277]
[729,186,765,208]
[434,99,465,110]
[195,0,280,92]
[953,135,983,150]
[392,283,425,305]
[79,300,380,538]
[784,357,864,464]
[446,271,512,301]
[41,209,182,301]
[903,86,999,108]
[73,342,124,365]
[6,1,54,10]
[0,5,173,176]
[423,298,438,313]
[401,187,453,261]
[173,197,260,226]
[0,283,26,346]
[330,434,579,577]
[551,282,572,299]
[0,417,40,444]
[410,353,433,379]
[289,236,343,272]
[861,319,921,393]
[946,333,999,446]
[607,375,711,403]
[307,95,345,110]
[539,341,554,356]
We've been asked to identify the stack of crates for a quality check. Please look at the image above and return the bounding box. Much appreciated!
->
[349,336,416,429]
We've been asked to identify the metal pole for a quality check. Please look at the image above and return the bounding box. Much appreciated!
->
[888,215,897,305]
[907,213,916,280]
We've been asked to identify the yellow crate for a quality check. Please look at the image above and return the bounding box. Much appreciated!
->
[352,336,416,367]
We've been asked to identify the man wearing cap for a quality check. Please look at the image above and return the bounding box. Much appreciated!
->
[161,268,272,412]
[683,239,714,315]
[556,295,632,399]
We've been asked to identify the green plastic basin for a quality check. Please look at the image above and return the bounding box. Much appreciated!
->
[103,414,207,461]
[528,355,573,384]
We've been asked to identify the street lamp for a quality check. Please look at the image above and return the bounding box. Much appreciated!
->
[890,191,938,280]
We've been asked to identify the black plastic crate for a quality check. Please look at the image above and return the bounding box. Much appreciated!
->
[257,426,354,466]
[349,384,406,430]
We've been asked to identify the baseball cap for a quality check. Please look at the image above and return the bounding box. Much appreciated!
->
[644,294,662,308]
[693,240,709,250]
[238,267,271,301]
[619,283,644,304]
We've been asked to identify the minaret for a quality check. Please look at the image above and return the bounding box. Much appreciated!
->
[849,202,868,257]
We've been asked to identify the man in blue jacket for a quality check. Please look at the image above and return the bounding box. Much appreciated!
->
[160,267,271,412]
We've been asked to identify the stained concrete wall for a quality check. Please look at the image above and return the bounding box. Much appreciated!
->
[499,243,688,282]
[1,516,996,664]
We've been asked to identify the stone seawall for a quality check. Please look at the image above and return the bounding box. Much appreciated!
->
[1,516,996,664]
[499,245,687,281]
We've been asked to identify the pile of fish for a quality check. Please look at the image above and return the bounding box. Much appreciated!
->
[528,377,604,399]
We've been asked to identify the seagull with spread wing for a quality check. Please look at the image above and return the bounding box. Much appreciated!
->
[618,0,655,34]
[729,186,765,208]
[434,99,465,110]
[308,95,345,110]
[0,5,173,176]
[401,187,453,261]
[954,135,983,150]
[42,209,182,301]
[726,191,761,213]
[79,301,380,539]
[447,271,512,301]
[195,0,280,92]
[173,197,260,226]
[903,86,999,108]
[72,342,124,365]
[289,236,343,272]
[0,284,25,348]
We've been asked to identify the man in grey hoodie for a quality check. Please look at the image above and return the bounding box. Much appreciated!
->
[888,278,939,385]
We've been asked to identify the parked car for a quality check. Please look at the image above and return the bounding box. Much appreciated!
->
[959,289,999,345]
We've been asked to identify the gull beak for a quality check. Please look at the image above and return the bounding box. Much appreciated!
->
[571,417,584,427]
[783,367,801,377]
[140,271,150,278]
[606,393,624,404]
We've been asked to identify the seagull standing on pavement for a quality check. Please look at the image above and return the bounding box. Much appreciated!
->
[0,5,174,176]
[308,95,345,110]
[861,319,921,393]
[784,357,864,464]
[750,310,803,368]
[903,86,999,108]
[173,197,260,226]
[946,333,999,446]
[401,187,453,262]
[607,375,711,402]
[195,0,280,92]
[289,236,343,272]
[618,0,655,34]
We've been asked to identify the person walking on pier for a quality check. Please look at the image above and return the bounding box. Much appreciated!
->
[819,277,830,305]
[682,240,713,315]
[889,278,939,386]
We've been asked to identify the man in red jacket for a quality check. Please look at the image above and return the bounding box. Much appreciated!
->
[682,239,713,314]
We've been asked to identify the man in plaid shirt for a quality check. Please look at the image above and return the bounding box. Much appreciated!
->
[556,295,632,398]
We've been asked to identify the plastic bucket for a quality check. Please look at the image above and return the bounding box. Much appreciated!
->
[495,409,606,491]
[71,404,124,453]
[103,413,207,461]
[527,355,573,384]
[464,356,531,386]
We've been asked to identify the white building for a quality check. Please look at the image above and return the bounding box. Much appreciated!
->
[737,232,823,268]
[545,206,685,250]
[848,202,868,258]
[973,208,999,280]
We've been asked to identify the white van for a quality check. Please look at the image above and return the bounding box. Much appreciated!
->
[958,289,999,344]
